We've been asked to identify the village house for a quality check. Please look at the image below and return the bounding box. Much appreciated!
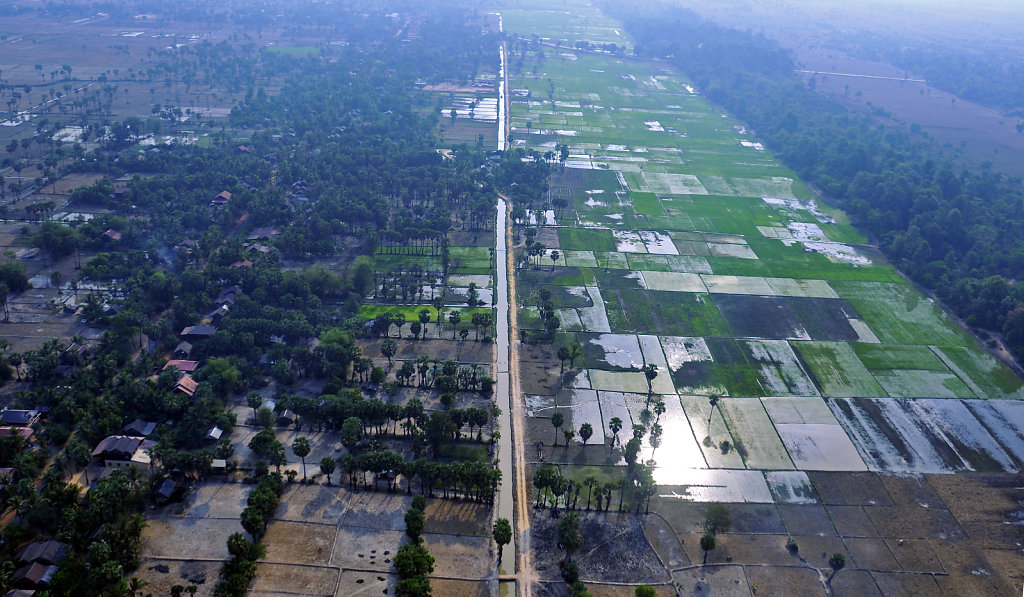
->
[91,435,154,470]
[211,190,232,206]
[0,409,40,427]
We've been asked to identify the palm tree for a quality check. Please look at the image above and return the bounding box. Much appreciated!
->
[707,393,721,426]
[448,310,461,339]
[557,345,570,374]
[642,364,658,406]
[578,423,593,445]
[653,401,666,424]
[608,416,623,453]
[432,296,444,337]
[0,282,9,321]
[292,437,311,481]
[567,343,582,369]
[583,475,599,510]
[551,411,564,446]
[418,309,431,335]
[381,338,398,366]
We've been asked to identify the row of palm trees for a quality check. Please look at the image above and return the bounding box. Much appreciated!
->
[317,451,501,503]
[532,464,631,512]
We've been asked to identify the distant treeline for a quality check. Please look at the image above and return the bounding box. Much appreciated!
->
[601,1,1024,363]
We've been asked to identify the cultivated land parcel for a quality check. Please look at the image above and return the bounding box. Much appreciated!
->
[505,2,1024,594]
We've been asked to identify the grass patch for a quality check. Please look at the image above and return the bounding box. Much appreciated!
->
[854,344,949,371]
[792,341,885,397]
[358,304,492,322]
[605,290,731,336]
[931,346,1024,398]
[436,442,490,462]
[847,298,973,347]
[558,227,617,252]
[631,192,663,215]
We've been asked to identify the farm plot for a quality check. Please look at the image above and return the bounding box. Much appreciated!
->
[640,396,707,469]
[872,369,976,399]
[639,271,707,293]
[774,423,868,471]
[742,339,820,396]
[642,172,709,195]
[931,346,1024,399]
[581,333,646,370]
[828,398,955,473]
[627,253,713,273]
[559,227,619,252]
[577,286,612,332]
[713,295,809,341]
[701,274,777,296]
[588,369,675,395]
[660,336,721,395]
[964,400,1024,464]
[656,469,773,502]
[848,296,973,346]
[596,391,637,443]
[679,396,745,469]
[557,388,604,444]
[762,397,839,425]
[604,289,732,337]
[638,230,678,254]
[829,398,1020,473]
[564,250,600,267]
[717,398,794,469]
[783,297,861,342]
[707,242,758,259]
[793,342,885,397]
[765,471,819,504]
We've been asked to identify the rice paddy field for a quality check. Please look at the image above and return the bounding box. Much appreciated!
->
[506,4,1024,488]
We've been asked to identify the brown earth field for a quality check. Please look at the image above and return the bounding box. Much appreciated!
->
[134,482,498,597]
[794,51,1024,179]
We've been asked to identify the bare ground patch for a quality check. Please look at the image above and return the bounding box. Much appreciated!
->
[532,510,669,584]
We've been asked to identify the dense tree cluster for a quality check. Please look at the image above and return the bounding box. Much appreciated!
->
[0,3,519,595]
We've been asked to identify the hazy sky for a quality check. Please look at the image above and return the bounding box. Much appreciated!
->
[680,0,1024,47]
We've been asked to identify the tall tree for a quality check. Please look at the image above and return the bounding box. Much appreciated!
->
[493,517,512,565]
[291,436,310,481]
[642,364,658,405]
[699,533,716,565]
[448,310,461,339]
[827,553,846,584]
[608,416,623,453]
[319,456,336,485]
[432,296,444,337]
[381,338,398,366]
[578,423,593,445]
[557,511,583,563]
[551,411,564,446]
